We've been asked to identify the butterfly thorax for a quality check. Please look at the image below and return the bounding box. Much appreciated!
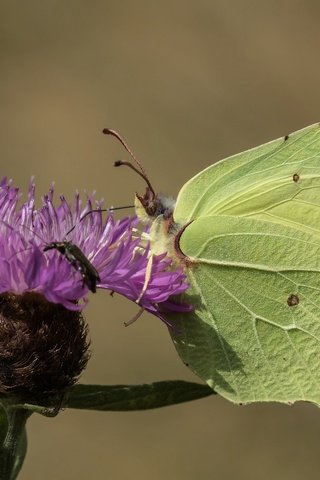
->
[135,188,192,266]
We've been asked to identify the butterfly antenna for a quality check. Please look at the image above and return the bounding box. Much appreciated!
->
[103,128,146,175]
[102,128,156,197]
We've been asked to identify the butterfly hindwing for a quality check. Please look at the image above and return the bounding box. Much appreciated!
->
[170,215,320,403]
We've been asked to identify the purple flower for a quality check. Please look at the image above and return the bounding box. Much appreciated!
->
[0,178,191,322]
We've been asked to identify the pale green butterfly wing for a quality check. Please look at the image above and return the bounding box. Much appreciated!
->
[170,216,320,403]
[174,124,320,237]
[162,123,320,404]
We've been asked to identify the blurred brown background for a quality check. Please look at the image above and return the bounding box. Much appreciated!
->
[1,1,320,479]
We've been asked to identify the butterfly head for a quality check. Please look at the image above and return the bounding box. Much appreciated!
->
[135,187,175,223]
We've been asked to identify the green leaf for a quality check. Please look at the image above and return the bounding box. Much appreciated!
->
[12,382,213,413]
[64,381,214,411]
[147,123,320,405]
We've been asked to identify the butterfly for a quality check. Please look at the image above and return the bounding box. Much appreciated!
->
[105,124,320,405]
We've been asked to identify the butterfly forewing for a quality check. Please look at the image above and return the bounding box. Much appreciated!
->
[174,124,320,238]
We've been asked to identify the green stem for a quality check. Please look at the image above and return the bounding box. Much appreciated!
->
[0,407,30,480]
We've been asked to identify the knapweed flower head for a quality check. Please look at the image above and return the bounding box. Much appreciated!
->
[0,177,190,319]
[0,177,191,398]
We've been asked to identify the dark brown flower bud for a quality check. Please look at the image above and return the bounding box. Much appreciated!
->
[0,292,90,402]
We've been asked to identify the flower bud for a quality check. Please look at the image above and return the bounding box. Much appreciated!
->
[0,292,90,401]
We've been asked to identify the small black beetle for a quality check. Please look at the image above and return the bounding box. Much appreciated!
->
[43,241,100,293]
